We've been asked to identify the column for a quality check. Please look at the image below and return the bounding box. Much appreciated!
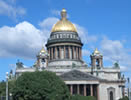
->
[70,85,73,95]
[84,84,86,96]
[48,48,50,60]
[53,47,55,59]
[78,47,80,59]
[122,86,125,97]
[72,46,74,59]
[80,47,82,59]
[68,46,70,59]
[92,59,96,68]
[76,47,78,59]
[79,47,81,59]
[77,84,80,94]
[51,47,53,59]
[101,58,103,67]
[91,85,93,96]
[59,46,61,59]
[97,85,99,100]
[64,46,66,59]
[55,47,57,59]
[70,46,72,59]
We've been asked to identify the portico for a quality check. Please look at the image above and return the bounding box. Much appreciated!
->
[67,84,99,98]
[60,70,101,100]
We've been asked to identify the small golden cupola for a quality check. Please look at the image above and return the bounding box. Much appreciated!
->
[40,46,46,54]
[93,48,100,55]
[51,8,77,32]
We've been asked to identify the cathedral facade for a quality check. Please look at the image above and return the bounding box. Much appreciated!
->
[15,9,125,100]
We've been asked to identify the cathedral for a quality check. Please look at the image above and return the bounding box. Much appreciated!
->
[15,9,125,100]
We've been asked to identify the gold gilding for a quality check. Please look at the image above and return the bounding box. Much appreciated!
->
[51,8,77,32]
[40,46,46,53]
[94,48,100,54]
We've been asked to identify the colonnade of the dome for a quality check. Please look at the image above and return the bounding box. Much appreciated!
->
[48,45,82,61]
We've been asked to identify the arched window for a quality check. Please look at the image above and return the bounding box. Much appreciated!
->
[108,87,115,100]
[96,59,99,67]
[42,58,45,62]
[110,91,113,100]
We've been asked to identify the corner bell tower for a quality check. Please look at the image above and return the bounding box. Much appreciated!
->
[37,46,48,69]
[90,48,103,69]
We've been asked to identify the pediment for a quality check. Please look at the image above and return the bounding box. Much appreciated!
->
[60,70,101,81]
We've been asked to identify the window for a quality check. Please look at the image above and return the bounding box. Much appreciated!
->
[96,59,99,67]
[118,72,121,79]
[107,87,115,100]
[42,58,45,62]
[110,91,113,100]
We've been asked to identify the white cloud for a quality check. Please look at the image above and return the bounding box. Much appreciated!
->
[7,0,16,4]
[82,49,91,56]
[0,0,26,19]
[39,17,59,42]
[51,9,60,16]
[120,65,128,72]
[75,24,97,44]
[39,17,59,30]
[0,12,130,73]
[51,9,70,18]
[100,37,131,72]
[0,17,59,59]
[0,21,44,59]
[0,15,98,59]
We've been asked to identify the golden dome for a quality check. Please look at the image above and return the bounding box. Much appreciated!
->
[51,8,77,32]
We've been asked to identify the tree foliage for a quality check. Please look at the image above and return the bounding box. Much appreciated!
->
[119,96,129,100]
[0,80,15,100]
[0,81,6,96]
[70,95,96,100]
[12,71,70,100]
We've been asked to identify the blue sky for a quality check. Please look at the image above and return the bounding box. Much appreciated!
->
[0,0,131,81]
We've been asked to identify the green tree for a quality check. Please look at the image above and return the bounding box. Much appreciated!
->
[0,81,6,99]
[0,80,15,100]
[70,95,96,100]
[119,96,129,100]
[12,71,70,100]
